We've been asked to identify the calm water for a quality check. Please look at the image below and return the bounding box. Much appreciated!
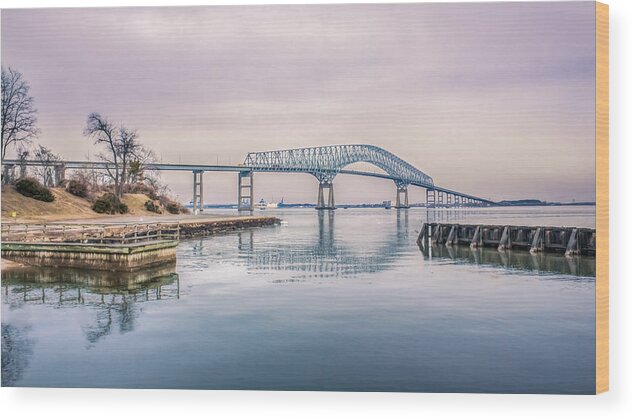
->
[1,206,596,393]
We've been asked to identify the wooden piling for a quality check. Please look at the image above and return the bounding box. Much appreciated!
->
[419,223,595,256]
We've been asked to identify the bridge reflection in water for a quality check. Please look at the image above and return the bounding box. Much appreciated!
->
[186,209,594,279]
[223,209,411,279]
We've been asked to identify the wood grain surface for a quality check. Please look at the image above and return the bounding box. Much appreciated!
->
[595,1,609,395]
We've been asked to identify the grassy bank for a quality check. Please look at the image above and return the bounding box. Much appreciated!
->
[1,186,163,223]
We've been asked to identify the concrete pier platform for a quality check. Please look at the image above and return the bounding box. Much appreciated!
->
[1,240,178,271]
[1,215,281,271]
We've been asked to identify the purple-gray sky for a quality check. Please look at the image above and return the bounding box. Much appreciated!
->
[1,2,596,204]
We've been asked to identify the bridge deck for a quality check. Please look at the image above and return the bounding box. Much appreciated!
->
[3,159,497,205]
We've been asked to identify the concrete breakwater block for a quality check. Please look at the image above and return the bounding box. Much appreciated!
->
[1,240,178,271]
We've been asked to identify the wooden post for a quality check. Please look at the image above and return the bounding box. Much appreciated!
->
[432,224,441,245]
[497,226,510,251]
[565,228,579,257]
[445,225,457,246]
[470,226,481,249]
[530,227,543,254]
[417,223,427,246]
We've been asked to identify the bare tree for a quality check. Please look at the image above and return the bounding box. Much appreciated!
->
[127,146,156,185]
[1,67,39,163]
[116,126,142,192]
[33,144,60,186]
[84,113,149,198]
[84,113,122,197]
[144,172,169,197]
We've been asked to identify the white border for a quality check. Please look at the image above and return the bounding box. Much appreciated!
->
[1,1,632,419]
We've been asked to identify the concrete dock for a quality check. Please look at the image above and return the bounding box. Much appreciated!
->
[1,215,280,271]
[1,240,178,271]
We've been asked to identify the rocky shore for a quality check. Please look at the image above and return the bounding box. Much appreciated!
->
[177,216,281,238]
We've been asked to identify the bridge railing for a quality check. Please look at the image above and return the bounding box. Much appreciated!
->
[1,222,180,244]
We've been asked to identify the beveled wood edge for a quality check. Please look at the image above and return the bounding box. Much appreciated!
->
[595,0,609,395]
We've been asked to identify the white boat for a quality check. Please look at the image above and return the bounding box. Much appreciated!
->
[257,198,284,210]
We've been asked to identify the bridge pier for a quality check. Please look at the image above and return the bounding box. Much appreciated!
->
[54,163,66,186]
[316,180,335,210]
[395,185,409,209]
[426,188,436,208]
[2,164,15,185]
[191,170,204,215]
[238,171,254,211]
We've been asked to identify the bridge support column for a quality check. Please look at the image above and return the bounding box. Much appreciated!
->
[238,171,254,211]
[316,181,335,210]
[192,170,204,215]
[2,164,15,185]
[54,163,66,186]
[395,186,409,209]
[426,189,436,208]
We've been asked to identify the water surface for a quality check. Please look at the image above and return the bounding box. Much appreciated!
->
[2,206,596,393]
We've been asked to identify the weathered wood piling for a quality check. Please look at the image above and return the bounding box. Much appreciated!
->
[417,223,596,256]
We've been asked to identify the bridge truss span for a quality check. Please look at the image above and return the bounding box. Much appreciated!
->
[243,144,434,188]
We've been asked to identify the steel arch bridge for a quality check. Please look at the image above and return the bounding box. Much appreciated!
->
[2,143,497,211]
[244,144,434,188]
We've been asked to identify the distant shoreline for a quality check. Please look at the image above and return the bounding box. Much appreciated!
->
[188,202,597,210]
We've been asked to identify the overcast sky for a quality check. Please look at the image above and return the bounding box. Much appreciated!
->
[1,2,596,204]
